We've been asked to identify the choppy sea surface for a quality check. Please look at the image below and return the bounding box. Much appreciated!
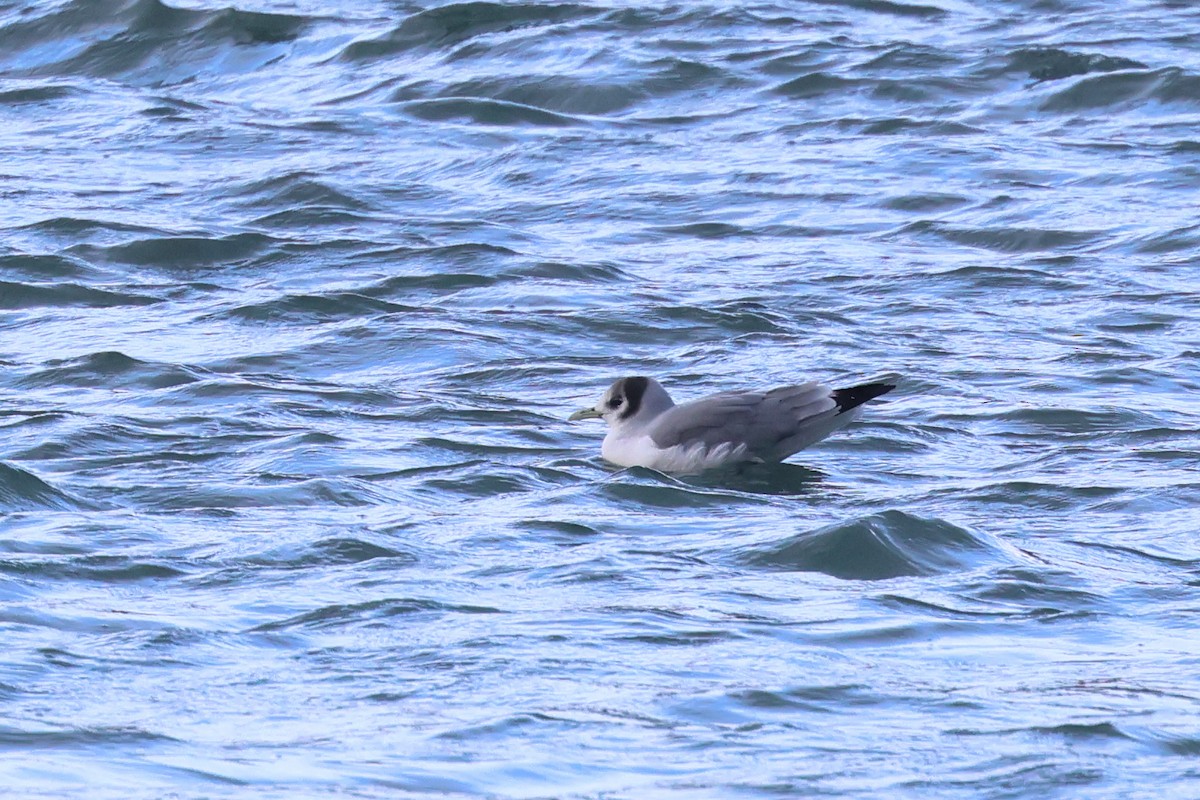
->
[2,0,1200,797]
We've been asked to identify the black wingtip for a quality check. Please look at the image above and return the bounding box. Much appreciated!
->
[832,381,896,415]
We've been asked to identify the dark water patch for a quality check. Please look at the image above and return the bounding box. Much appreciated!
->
[618,628,742,647]
[10,418,198,462]
[0,554,187,583]
[230,171,372,212]
[878,593,1014,619]
[1126,223,1200,255]
[736,684,863,710]
[989,407,1158,436]
[1010,48,1148,84]
[246,208,379,229]
[533,563,629,586]
[307,537,416,566]
[520,520,601,538]
[881,192,971,212]
[959,481,1124,512]
[16,351,199,390]
[139,103,192,122]
[600,3,756,34]
[1051,346,1154,368]
[397,75,644,117]
[245,430,347,452]
[0,280,159,309]
[1039,68,1189,113]
[682,684,883,723]
[0,409,77,434]
[686,462,826,497]
[17,2,194,75]
[511,259,630,282]
[859,117,981,136]
[239,537,419,570]
[796,618,971,648]
[0,83,77,104]
[0,463,89,512]
[653,222,751,239]
[739,510,1004,580]
[200,6,311,45]
[10,0,313,79]
[1083,308,1182,334]
[0,253,95,280]
[253,597,502,632]
[1033,722,1132,741]
[157,372,396,408]
[600,470,769,509]
[16,216,165,241]
[419,466,558,498]
[0,0,126,71]
[359,242,518,283]
[811,0,947,18]
[58,448,226,472]
[218,291,421,323]
[139,477,391,511]
[72,233,279,271]
[759,47,845,78]
[900,220,1104,253]
[1067,540,1198,569]
[651,302,789,334]
[0,724,175,748]
[965,567,1104,616]
[340,2,599,61]
[921,264,1086,293]
[1169,139,1200,154]
[1160,736,1200,756]
[859,43,959,73]
[941,761,1108,796]
[400,97,583,127]
[869,77,965,103]
[642,56,742,96]
[773,72,858,99]
[433,712,574,742]
[264,117,361,135]
[949,721,1132,744]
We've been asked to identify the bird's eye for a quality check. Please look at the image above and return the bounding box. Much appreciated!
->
[607,395,622,409]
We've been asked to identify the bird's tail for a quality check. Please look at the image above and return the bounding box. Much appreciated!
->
[832,381,895,415]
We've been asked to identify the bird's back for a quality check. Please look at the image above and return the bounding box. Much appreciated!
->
[646,382,840,464]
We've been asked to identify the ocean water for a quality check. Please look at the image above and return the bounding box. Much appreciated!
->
[2,0,1200,797]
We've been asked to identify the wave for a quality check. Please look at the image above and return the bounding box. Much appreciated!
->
[0,279,159,309]
[252,596,503,632]
[1,0,313,78]
[0,462,91,512]
[1039,67,1200,113]
[739,510,1007,580]
[71,232,279,271]
[399,97,584,127]
[339,2,599,61]
[217,291,421,323]
[1009,48,1148,84]
[16,351,199,390]
[898,220,1105,254]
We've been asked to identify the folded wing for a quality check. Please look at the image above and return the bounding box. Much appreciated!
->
[647,382,841,462]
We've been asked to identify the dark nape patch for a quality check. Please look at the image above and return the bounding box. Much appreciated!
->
[618,376,650,420]
[832,382,895,415]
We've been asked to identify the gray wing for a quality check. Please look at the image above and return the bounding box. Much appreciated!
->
[647,382,839,460]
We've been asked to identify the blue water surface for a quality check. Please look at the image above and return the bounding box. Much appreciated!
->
[2,0,1199,797]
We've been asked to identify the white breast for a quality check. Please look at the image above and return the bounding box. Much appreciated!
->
[602,432,753,474]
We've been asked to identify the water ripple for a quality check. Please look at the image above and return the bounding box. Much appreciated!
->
[1,0,1198,796]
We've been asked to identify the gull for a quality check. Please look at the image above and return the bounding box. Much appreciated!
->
[569,375,895,474]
